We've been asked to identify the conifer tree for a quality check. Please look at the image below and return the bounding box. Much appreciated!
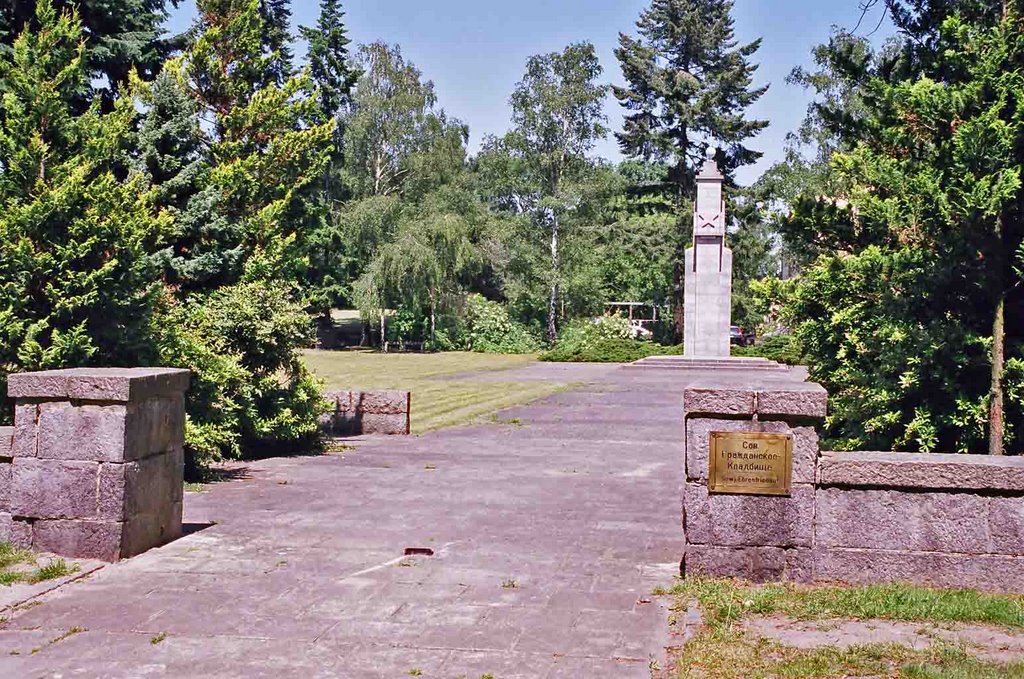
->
[259,0,295,86]
[782,0,1024,455]
[177,0,334,285]
[153,0,334,461]
[0,0,175,106]
[614,0,769,339]
[137,70,238,290]
[0,0,164,406]
[300,0,360,128]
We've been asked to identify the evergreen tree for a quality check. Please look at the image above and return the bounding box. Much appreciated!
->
[300,0,360,127]
[782,1,1024,455]
[137,71,238,290]
[299,0,362,319]
[0,0,176,106]
[0,0,164,409]
[614,0,769,339]
[154,0,335,462]
[259,0,295,86]
[179,0,334,285]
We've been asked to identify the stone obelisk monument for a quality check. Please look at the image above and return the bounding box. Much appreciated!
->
[684,149,732,357]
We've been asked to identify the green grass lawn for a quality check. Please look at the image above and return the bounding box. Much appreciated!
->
[665,578,1024,678]
[303,350,568,434]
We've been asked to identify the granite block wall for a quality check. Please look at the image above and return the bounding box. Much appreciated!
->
[321,390,411,436]
[682,379,1024,593]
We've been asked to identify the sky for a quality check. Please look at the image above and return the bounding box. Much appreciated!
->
[166,0,893,187]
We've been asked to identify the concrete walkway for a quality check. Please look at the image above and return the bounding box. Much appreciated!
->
[0,363,726,678]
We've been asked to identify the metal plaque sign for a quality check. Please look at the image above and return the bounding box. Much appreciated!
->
[708,432,793,496]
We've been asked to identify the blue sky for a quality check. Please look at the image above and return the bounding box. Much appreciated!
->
[166,0,892,186]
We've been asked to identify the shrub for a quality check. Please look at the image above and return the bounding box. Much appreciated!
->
[154,281,328,472]
[732,335,805,365]
[463,294,540,354]
[541,337,681,363]
[540,316,680,363]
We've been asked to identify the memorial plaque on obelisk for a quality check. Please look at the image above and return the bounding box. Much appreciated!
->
[684,149,732,357]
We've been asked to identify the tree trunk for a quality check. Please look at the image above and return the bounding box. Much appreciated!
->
[547,213,560,345]
[429,288,437,347]
[989,210,1007,456]
[990,297,1005,455]
[380,308,387,353]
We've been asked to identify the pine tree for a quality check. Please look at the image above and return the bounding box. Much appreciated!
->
[300,0,360,127]
[179,0,334,284]
[614,0,769,340]
[259,0,295,86]
[0,0,164,407]
[298,0,362,319]
[782,1,1024,455]
[155,0,335,461]
[0,0,175,106]
[137,71,239,291]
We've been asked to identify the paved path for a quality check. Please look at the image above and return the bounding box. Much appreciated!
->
[0,363,711,678]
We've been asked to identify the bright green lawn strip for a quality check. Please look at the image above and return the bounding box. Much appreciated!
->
[675,627,1024,679]
[671,577,1024,630]
[413,383,566,433]
[304,350,568,434]
[303,350,537,387]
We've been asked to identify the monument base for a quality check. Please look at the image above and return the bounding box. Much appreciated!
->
[683,244,732,357]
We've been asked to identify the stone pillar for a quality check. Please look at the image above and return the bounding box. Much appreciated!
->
[684,150,732,357]
[1,368,190,562]
[682,379,827,582]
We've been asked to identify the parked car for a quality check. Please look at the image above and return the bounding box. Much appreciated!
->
[730,325,755,347]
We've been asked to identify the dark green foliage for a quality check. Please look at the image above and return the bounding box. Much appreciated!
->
[541,337,681,364]
[732,335,804,366]
[614,0,769,339]
[779,4,1024,454]
[155,282,326,467]
[0,1,163,420]
[258,0,295,86]
[138,71,238,291]
[0,0,174,107]
[300,0,360,126]
[614,0,769,180]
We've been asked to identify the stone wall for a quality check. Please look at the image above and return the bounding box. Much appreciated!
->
[0,368,190,562]
[682,378,1024,593]
[321,390,411,436]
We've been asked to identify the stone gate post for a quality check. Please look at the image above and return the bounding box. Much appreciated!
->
[0,368,190,561]
[682,378,827,582]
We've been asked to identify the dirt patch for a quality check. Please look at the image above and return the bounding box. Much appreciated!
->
[744,614,1024,664]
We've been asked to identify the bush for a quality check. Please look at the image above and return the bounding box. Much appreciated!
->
[154,281,328,473]
[463,294,541,354]
[732,335,805,365]
[540,316,681,363]
[541,337,681,363]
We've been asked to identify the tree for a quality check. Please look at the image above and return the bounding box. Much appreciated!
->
[614,0,769,340]
[0,0,164,411]
[0,0,176,107]
[137,70,236,291]
[482,42,608,343]
[177,0,334,286]
[782,1,1024,455]
[153,0,336,462]
[259,0,295,86]
[300,0,360,129]
[342,42,468,200]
